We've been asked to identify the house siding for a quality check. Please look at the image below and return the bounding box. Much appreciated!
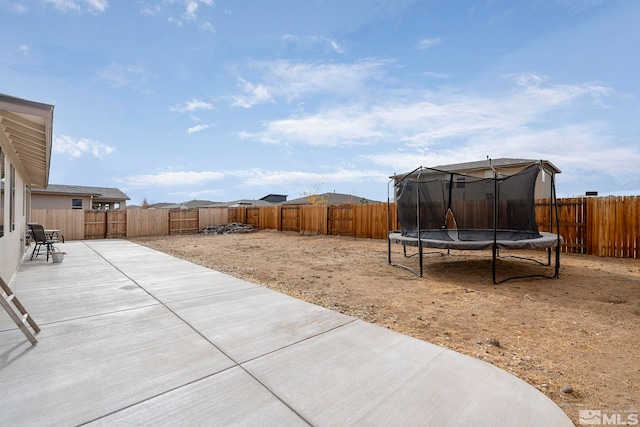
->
[31,194,93,210]
[0,157,28,284]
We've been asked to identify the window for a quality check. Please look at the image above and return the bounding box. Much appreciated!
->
[10,163,15,232]
[0,147,4,238]
[72,198,83,209]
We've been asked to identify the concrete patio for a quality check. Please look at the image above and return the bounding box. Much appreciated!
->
[0,240,573,426]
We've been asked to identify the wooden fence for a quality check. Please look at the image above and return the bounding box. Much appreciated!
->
[29,196,640,259]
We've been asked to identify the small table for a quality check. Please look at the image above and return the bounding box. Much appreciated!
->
[45,230,64,243]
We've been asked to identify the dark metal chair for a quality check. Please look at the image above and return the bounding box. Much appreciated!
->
[28,223,59,261]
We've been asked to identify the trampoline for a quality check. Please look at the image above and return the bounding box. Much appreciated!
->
[387,160,563,283]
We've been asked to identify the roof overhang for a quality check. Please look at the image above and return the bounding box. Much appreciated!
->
[0,93,54,189]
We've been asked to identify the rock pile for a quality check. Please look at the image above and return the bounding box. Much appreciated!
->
[199,223,254,235]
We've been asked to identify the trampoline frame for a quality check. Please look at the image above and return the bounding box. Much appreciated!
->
[387,161,562,283]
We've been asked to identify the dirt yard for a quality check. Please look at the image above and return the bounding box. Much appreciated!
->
[131,230,640,424]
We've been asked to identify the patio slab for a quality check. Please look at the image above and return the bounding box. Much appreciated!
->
[134,271,258,303]
[243,319,572,426]
[86,366,308,426]
[0,240,573,426]
[0,305,235,426]
[167,286,354,363]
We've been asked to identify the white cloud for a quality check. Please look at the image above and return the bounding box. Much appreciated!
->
[146,0,214,26]
[44,0,108,14]
[281,34,345,53]
[53,135,114,158]
[200,21,215,32]
[363,123,616,174]
[119,170,225,187]
[170,98,214,113]
[95,63,149,88]
[326,38,344,54]
[231,79,272,108]
[241,168,385,188]
[555,0,605,14]
[17,45,30,56]
[241,74,613,147]
[423,71,449,79]
[241,106,385,145]
[311,36,344,54]
[230,58,390,108]
[416,37,442,50]
[187,123,216,134]
[7,2,29,13]
[116,167,386,195]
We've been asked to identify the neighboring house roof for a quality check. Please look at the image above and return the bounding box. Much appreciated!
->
[182,200,218,209]
[260,194,288,203]
[0,93,54,189]
[394,158,561,179]
[149,202,184,209]
[204,199,277,208]
[149,200,218,209]
[32,184,130,201]
[284,192,379,205]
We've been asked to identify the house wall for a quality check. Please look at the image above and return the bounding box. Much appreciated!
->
[462,165,555,199]
[0,152,29,285]
[31,194,93,210]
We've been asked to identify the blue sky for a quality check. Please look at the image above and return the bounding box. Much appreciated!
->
[1,0,638,205]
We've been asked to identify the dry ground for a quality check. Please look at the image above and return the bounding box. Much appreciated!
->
[131,230,640,425]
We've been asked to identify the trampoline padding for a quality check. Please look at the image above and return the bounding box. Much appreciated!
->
[389,231,563,251]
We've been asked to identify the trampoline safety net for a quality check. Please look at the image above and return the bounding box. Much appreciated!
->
[395,164,541,241]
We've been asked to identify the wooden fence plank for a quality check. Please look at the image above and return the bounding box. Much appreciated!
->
[85,210,106,239]
[198,207,228,228]
[328,205,354,236]
[107,211,127,238]
[30,209,84,241]
[127,209,169,237]
[246,207,260,228]
[281,206,300,232]
[300,205,327,235]
[169,209,199,235]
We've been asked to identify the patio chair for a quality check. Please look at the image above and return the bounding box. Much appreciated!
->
[28,223,59,262]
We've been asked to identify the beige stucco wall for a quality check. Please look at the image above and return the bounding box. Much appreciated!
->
[31,194,93,210]
[0,157,29,285]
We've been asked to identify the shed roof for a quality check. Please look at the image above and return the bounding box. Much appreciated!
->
[0,93,54,189]
[433,158,561,174]
[393,158,561,180]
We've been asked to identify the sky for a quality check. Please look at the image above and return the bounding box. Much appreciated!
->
[1,0,639,205]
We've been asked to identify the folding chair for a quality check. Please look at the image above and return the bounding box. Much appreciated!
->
[28,223,59,262]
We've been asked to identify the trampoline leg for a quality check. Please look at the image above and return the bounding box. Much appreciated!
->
[492,244,497,284]
[419,242,423,277]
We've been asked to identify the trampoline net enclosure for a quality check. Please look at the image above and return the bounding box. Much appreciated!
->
[388,160,562,282]
[395,164,541,241]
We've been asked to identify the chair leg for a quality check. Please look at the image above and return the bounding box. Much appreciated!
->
[30,243,40,260]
